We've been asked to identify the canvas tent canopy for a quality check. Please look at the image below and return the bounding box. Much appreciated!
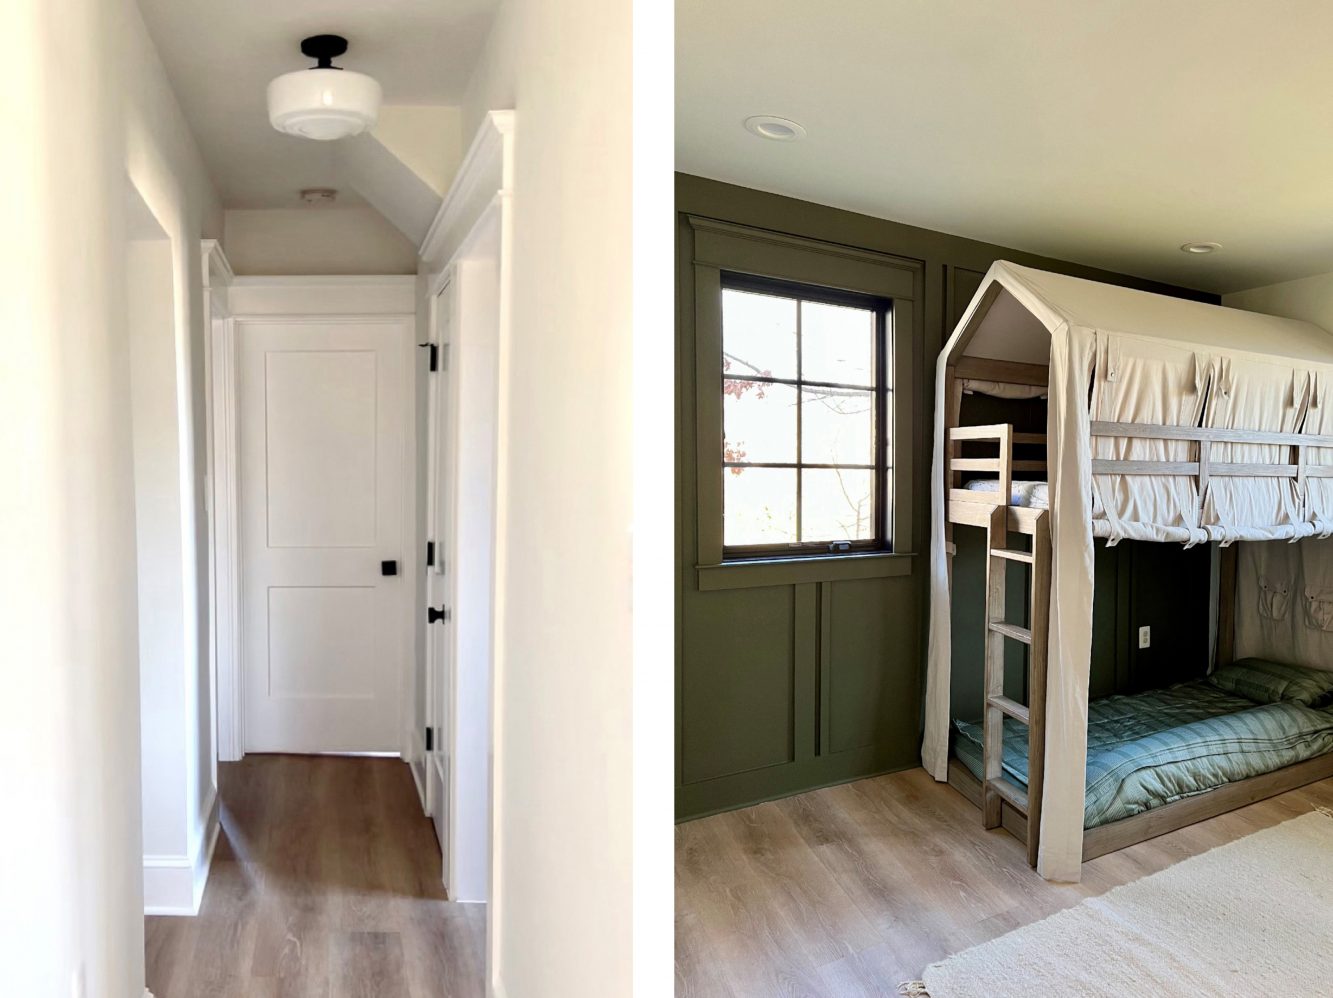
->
[924,261,1333,882]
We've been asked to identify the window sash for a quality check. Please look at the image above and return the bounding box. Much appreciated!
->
[720,274,891,558]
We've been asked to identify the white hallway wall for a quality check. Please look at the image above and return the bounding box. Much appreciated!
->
[1,0,221,988]
[2,2,141,992]
[462,0,634,993]
[122,0,225,915]
[224,206,418,276]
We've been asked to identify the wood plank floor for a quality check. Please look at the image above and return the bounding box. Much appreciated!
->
[675,766,1333,997]
[146,755,484,998]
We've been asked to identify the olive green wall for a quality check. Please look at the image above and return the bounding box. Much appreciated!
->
[950,536,1215,722]
[676,173,1218,821]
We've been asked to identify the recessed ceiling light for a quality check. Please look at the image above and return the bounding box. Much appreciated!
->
[744,115,807,142]
[1180,241,1222,255]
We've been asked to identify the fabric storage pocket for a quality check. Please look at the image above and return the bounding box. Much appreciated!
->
[1304,587,1333,631]
[1258,575,1291,621]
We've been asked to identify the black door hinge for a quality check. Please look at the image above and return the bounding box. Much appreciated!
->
[425,726,434,752]
[426,540,435,567]
[418,342,439,372]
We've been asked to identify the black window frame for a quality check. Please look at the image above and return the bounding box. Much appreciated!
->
[720,271,893,560]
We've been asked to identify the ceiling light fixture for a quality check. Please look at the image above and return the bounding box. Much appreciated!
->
[744,115,807,142]
[1180,241,1222,255]
[268,35,382,141]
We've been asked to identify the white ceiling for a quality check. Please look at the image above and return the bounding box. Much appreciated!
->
[137,0,496,209]
[677,1,1333,295]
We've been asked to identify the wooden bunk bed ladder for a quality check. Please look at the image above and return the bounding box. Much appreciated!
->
[981,503,1051,868]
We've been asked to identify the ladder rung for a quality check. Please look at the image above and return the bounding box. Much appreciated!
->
[990,548,1033,564]
[987,777,1029,814]
[988,694,1030,725]
[988,621,1032,644]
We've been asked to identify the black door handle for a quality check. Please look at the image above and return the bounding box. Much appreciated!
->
[427,605,450,624]
[381,560,398,576]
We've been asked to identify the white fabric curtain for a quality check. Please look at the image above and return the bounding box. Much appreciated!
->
[924,352,954,781]
[1299,375,1333,532]
[1036,323,1097,882]
[1200,356,1306,539]
[1236,538,1333,672]
[1089,333,1209,543]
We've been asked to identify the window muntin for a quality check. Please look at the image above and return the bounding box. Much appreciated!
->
[721,274,891,556]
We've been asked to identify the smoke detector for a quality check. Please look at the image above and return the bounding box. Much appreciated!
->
[299,188,338,206]
[268,35,382,141]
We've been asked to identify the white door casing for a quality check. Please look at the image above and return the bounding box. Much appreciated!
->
[238,316,412,753]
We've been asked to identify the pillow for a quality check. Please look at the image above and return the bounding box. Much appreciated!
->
[1207,658,1333,708]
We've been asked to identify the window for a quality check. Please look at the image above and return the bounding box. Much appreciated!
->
[721,273,891,557]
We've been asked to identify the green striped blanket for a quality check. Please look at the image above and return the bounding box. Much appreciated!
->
[953,680,1333,828]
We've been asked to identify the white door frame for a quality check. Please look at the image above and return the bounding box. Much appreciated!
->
[209,275,420,762]
[202,240,241,763]
[417,110,513,951]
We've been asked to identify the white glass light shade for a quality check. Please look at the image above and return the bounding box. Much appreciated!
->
[267,68,382,141]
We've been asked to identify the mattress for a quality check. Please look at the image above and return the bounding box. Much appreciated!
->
[952,680,1333,828]
[964,478,1049,508]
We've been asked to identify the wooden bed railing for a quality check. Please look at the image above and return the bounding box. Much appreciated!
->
[947,423,1047,505]
[947,420,1333,510]
[1089,421,1333,494]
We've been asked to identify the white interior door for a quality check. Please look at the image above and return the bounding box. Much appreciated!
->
[239,317,409,753]
[425,282,456,864]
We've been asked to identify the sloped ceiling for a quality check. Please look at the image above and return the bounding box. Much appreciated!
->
[678,0,1333,294]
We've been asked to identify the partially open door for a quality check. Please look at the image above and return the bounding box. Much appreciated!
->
[424,279,457,882]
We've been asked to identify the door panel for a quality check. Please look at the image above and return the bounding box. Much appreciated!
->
[263,350,378,547]
[267,586,378,697]
[424,281,456,880]
[239,319,409,753]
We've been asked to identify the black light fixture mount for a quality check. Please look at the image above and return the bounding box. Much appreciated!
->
[300,34,349,70]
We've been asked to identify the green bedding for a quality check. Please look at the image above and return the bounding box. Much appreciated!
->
[953,679,1333,828]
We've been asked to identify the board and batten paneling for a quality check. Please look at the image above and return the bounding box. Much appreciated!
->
[680,584,802,784]
[676,174,1217,821]
[824,576,921,758]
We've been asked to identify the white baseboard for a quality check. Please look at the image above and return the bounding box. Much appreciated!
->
[143,789,221,916]
[409,726,428,813]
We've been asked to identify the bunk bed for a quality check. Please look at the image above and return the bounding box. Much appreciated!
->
[925,261,1333,882]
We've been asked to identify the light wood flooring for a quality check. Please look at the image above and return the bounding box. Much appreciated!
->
[675,766,1333,997]
[146,754,484,998]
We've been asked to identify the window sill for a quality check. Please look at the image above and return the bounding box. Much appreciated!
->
[696,551,915,591]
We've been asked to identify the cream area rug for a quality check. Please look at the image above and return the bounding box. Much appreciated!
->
[901,810,1333,998]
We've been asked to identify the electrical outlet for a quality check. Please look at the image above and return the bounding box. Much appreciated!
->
[1138,625,1151,650]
